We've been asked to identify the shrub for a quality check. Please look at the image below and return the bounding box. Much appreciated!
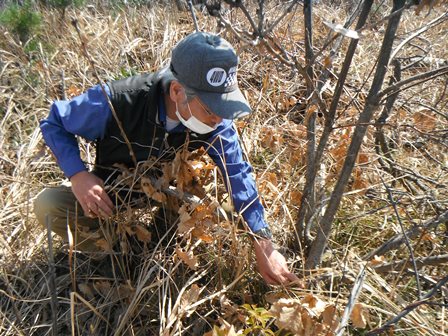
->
[45,0,85,18]
[0,1,42,43]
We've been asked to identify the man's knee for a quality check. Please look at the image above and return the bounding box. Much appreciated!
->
[34,188,54,225]
[34,187,74,226]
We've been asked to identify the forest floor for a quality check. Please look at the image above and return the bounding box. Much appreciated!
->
[0,1,447,335]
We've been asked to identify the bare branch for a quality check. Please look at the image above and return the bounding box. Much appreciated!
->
[264,0,301,36]
[366,275,448,336]
[373,254,448,273]
[335,266,367,336]
[380,175,422,298]
[375,60,402,185]
[390,12,447,63]
[187,0,199,33]
[295,0,374,242]
[305,0,406,269]
[379,65,448,100]
[237,1,259,35]
[364,209,448,260]
[301,0,316,244]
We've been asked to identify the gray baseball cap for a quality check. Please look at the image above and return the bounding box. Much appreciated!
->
[170,32,252,120]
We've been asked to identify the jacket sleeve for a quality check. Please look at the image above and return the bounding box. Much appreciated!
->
[206,120,268,232]
[40,84,112,178]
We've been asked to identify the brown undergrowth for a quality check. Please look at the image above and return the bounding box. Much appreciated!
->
[0,1,447,335]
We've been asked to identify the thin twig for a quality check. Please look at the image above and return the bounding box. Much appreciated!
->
[187,0,200,33]
[373,254,448,273]
[379,175,422,298]
[379,65,448,99]
[335,265,367,336]
[264,0,301,36]
[366,275,448,335]
[46,215,58,336]
[71,18,137,168]
[60,70,67,100]
[389,12,447,63]
[364,209,448,259]
[237,1,259,35]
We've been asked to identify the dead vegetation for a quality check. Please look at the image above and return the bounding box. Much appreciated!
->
[0,1,447,335]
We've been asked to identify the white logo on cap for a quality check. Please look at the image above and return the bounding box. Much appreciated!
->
[225,66,237,87]
[206,67,227,87]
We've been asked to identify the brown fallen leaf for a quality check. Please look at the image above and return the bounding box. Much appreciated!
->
[369,255,386,267]
[176,246,198,270]
[270,298,305,334]
[135,225,151,243]
[78,282,95,300]
[351,303,369,329]
[301,294,327,316]
[95,238,112,252]
[93,280,111,297]
[321,304,339,332]
[180,284,201,316]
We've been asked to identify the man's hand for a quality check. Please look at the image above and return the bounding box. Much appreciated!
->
[254,238,299,285]
[70,171,114,218]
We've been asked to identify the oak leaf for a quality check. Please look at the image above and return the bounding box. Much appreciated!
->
[301,294,327,316]
[369,255,386,267]
[135,225,151,243]
[290,190,303,205]
[180,284,201,316]
[204,323,238,336]
[270,298,305,334]
[95,238,112,252]
[114,282,135,301]
[350,303,369,329]
[93,280,111,297]
[321,304,339,331]
[178,204,194,234]
[413,109,436,132]
[176,246,198,270]
[151,191,167,203]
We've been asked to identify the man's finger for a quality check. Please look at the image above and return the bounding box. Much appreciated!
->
[287,278,305,288]
[95,189,114,214]
[80,201,92,217]
[95,198,113,217]
[262,271,280,285]
[90,194,112,217]
[286,271,300,282]
[99,189,114,210]
[87,203,100,217]
[97,207,110,219]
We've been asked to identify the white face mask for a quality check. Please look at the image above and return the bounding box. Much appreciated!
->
[175,101,217,134]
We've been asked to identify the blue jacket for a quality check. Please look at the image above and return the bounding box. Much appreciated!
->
[40,75,268,232]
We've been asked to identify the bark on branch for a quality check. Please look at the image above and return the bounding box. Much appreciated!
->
[295,0,374,248]
[366,275,448,335]
[305,0,407,269]
[364,210,448,260]
[378,65,448,99]
[373,254,448,273]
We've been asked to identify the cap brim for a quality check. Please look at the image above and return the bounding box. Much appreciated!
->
[196,88,252,120]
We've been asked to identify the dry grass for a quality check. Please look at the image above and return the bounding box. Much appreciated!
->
[0,1,447,335]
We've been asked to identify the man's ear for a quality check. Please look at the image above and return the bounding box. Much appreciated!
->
[169,80,186,104]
